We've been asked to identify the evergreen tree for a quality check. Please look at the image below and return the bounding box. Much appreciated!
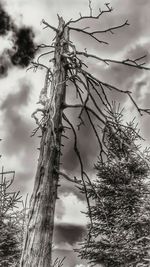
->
[0,165,23,266]
[0,221,20,266]
[78,113,150,267]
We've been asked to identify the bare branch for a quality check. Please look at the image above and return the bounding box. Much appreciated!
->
[77,88,106,161]
[57,170,81,184]
[37,44,55,49]
[42,19,59,32]
[67,3,113,24]
[69,19,129,44]
[69,26,108,45]
[76,51,150,70]
[88,0,93,17]
[0,171,15,175]
[81,68,131,94]
[37,50,54,64]
[126,92,150,116]
[92,20,129,34]
[69,65,148,120]
[30,61,49,71]
[127,92,143,116]
[63,103,106,125]
[89,79,111,110]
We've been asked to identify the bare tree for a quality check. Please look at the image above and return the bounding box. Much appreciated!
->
[20,3,150,267]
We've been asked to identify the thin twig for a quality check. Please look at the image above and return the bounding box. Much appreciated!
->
[88,0,92,17]
[37,51,54,64]
[69,26,108,45]
[67,3,113,24]
[63,103,106,125]
[42,19,59,32]
[57,170,81,184]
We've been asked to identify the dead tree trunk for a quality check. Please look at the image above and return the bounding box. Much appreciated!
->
[20,17,69,267]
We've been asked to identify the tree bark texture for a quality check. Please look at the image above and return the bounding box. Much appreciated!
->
[20,17,68,267]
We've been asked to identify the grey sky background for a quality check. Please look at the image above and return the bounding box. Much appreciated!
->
[0,0,150,266]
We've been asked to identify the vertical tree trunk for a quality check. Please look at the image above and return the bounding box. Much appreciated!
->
[20,17,68,267]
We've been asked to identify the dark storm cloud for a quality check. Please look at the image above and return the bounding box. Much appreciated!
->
[0,80,35,155]
[0,2,14,35]
[0,1,36,76]
[54,223,86,246]
[10,27,36,67]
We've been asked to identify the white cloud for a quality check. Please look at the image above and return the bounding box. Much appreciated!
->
[55,193,88,225]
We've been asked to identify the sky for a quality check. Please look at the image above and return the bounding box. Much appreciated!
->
[0,0,150,266]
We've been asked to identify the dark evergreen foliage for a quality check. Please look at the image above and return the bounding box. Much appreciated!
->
[0,221,21,267]
[78,116,150,267]
[0,160,23,266]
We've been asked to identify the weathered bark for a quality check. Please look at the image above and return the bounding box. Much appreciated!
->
[20,17,68,267]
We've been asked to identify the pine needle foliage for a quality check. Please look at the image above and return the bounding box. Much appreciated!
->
[78,113,150,267]
[0,167,23,267]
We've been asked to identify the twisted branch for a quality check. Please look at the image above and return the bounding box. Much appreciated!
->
[66,3,113,25]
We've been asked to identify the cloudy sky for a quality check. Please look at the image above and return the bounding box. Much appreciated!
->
[0,0,150,266]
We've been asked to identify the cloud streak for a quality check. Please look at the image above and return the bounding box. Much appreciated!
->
[1,80,32,155]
